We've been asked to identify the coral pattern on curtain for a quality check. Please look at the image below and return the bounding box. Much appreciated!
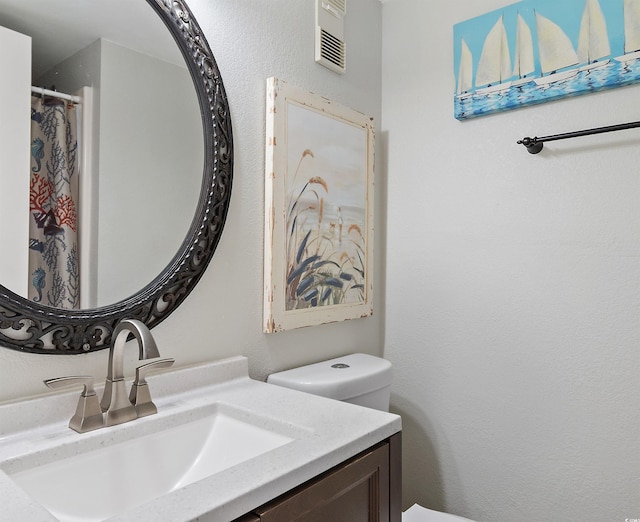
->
[28,96,80,309]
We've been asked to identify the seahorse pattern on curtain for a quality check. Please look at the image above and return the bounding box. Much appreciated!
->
[28,96,80,309]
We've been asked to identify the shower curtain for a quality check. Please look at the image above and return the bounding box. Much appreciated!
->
[28,95,80,309]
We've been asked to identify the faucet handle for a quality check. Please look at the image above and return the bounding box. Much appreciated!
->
[44,376,104,433]
[129,358,175,417]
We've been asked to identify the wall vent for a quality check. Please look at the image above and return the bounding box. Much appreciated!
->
[315,0,346,74]
[324,0,346,14]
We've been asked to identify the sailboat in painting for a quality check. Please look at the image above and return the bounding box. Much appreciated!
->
[577,0,611,72]
[475,16,512,94]
[533,12,580,85]
[616,0,640,64]
[512,13,535,87]
[456,39,473,99]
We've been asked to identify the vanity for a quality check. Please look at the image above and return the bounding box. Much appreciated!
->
[0,356,401,521]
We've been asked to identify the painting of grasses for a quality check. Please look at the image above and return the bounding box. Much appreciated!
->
[264,78,374,333]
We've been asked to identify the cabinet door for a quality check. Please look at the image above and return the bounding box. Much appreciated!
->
[255,442,390,522]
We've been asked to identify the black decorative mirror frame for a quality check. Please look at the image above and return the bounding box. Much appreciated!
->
[0,0,233,354]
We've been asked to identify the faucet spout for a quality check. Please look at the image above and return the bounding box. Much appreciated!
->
[100,319,160,426]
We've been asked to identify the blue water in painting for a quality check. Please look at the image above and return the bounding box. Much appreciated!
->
[455,58,640,120]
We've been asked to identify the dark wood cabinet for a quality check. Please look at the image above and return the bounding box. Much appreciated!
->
[234,433,401,522]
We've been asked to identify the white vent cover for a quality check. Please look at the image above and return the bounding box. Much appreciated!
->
[315,0,346,74]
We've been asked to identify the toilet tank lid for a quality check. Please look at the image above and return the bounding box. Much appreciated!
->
[267,353,392,401]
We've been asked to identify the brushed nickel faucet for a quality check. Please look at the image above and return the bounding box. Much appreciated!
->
[129,358,175,417]
[45,319,174,432]
[44,376,104,433]
[100,319,162,426]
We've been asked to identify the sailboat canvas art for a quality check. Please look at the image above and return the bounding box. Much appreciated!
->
[454,0,640,120]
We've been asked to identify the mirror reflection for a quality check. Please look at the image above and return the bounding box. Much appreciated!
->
[0,0,203,309]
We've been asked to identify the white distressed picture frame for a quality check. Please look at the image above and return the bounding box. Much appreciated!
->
[264,77,375,333]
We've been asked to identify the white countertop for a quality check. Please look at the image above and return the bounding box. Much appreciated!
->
[0,356,401,521]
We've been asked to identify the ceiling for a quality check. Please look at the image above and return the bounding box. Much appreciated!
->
[0,0,184,79]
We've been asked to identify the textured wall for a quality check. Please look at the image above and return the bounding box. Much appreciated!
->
[382,1,640,521]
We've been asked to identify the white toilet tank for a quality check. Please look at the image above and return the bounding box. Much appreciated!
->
[267,353,392,411]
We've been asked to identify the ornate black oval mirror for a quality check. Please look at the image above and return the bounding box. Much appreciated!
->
[0,0,232,354]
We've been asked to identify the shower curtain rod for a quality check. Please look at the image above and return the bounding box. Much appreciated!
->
[31,86,80,104]
[517,119,640,154]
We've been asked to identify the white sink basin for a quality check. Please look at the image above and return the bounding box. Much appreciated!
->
[2,403,293,522]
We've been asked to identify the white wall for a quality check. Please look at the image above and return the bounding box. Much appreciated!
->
[0,1,384,404]
[0,26,30,297]
[382,1,640,521]
[97,40,202,306]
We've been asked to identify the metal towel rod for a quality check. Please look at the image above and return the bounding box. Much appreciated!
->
[517,120,640,154]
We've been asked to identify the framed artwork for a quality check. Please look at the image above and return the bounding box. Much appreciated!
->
[263,78,374,333]
[454,0,640,120]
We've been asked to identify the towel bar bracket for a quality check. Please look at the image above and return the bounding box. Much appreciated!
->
[517,137,544,154]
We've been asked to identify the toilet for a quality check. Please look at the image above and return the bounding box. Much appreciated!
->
[267,354,476,522]
[267,353,392,411]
